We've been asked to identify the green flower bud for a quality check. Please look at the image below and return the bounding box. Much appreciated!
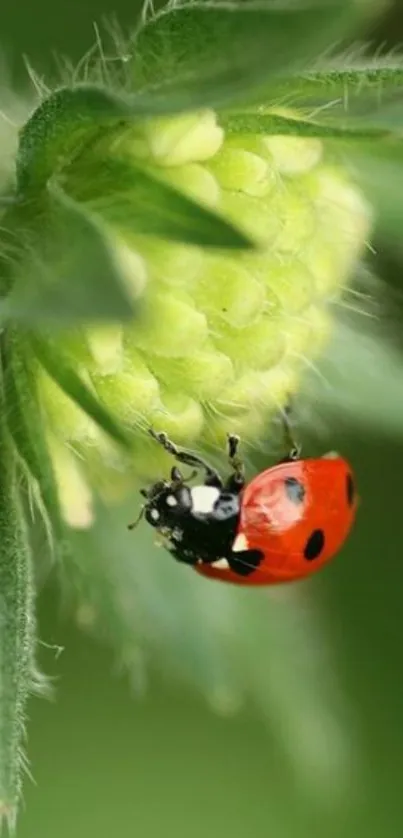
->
[86,325,124,374]
[157,163,221,207]
[147,348,234,401]
[149,391,205,442]
[208,147,275,197]
[219,190,283,244]
[34,109,372,520]
[93,364,160,423]
[263,134,322,176]
[214,315,286,371]
[144,110,224,166]
[193,256,265,328]
[127,291,209,356]
[135,238,203,287]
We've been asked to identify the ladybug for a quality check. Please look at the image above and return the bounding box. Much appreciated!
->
[129,412,357,585]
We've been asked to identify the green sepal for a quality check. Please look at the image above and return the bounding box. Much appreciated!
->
[222,111,393,141]
[130,0,359,110]
[1,331,66,556]
[268,62,403,132]
[64,156,253,248]
[3,189,135,326]
[31,335,133,450]
[17,85,147,194]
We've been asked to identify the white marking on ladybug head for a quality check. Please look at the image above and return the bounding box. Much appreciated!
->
[211,558,230,570]
[150,508,160,521]
[190,485,220,515]
[322,451,339,459]
[166,494,178,507]
[232,532,249,552]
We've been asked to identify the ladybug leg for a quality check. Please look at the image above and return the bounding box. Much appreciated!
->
[278,403,301,463]
[149,428,223,488]
[225,433,246,493]
[170,466,183,484]
[169,465,198,487]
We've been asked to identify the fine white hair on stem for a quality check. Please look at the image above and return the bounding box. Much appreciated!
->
[23,56,50,99]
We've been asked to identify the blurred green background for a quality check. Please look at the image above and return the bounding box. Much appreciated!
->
[2,2,403,837]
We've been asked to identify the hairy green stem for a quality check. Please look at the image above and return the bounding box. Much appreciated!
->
[0,359,37,832]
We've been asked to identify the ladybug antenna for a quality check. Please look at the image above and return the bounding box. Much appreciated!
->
[127,505,146,530]
[128,487,149,530]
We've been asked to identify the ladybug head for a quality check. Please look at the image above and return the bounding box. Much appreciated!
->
[139,479,192,531]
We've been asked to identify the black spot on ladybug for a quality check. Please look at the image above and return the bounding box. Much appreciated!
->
[304,529,325,561]
[346,473,355,507]
[228,548,264,577]
[284,476,305,505]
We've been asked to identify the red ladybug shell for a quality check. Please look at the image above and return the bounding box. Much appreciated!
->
[195,456,357,586]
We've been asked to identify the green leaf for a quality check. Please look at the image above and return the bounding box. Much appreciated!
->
[63,156,253,248]
[4,189,135,326]
[31,335,132,450]
[17,85,142,194]
[0,365,38,832]
[1,331,65,555]
[130,0,359,110]
[268,61,403,133]
[222,111,392,141]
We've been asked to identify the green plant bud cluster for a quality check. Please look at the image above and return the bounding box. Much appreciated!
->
[36,108,371,525]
